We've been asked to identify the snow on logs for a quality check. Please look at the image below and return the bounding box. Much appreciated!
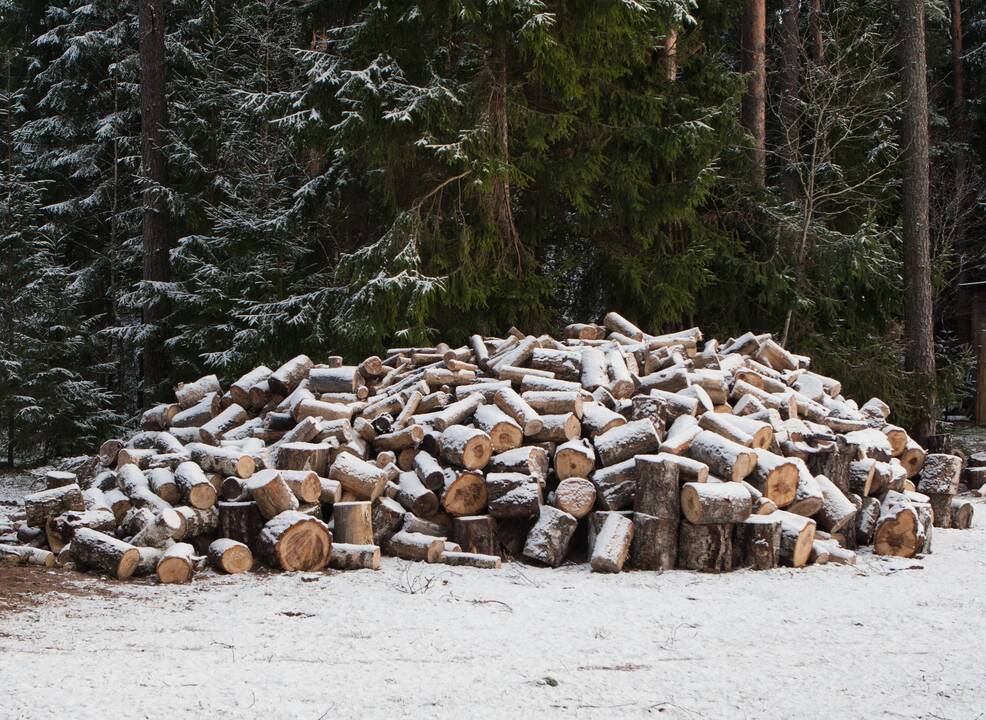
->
[8,313,969,586]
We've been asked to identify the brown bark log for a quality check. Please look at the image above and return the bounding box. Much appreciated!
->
[452,515,498,556]
[217,500,265,548]
[331,501,374,545]
[72,528,140,579]
[257,511,332,571]
[677,521,733,572]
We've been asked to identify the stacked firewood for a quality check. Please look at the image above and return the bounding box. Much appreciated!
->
[0,312,975,581]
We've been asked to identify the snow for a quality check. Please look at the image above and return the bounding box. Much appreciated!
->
[2,498,986,718]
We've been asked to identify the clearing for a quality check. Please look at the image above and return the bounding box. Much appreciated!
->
[0,469,984,719]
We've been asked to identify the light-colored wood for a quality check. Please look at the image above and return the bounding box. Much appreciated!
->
[257,511,332,571]
[208,539,253,574]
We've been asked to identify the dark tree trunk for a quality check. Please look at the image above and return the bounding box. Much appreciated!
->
[899,0,936,439]
[779,0,801,199]
[139,0,170,402]
[809,0,824,61]
[950,0,967,186]
[487,38,523,271]
[741,0,766,185]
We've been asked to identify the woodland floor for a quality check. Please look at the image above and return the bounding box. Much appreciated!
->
[1,470,985,719]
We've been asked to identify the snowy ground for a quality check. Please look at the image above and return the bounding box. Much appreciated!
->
[1,478,985,719]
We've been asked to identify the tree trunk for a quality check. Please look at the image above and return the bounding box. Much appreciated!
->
[779,0,801,199]
[138,0,170,400]
[899,0,936,439]
[950,0,966,185]
[741,0,766,184]
[487,38,523,271]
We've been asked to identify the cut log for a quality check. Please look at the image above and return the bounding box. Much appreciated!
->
[522,391,584,417]
[873,491,926,558]
[580,401,627,438]
[487,446,549,480]
[473,405,523,452]
[580,347,610,390]
[440,425,492,470]
[329,543,381,570]
[814,474,856,533]
[441,469,489,517]
[130,509,182,548]
[208,538,253,574]
[686,431,757,481]
[171,506,217,543]
[855,496,882,547]
[331,501,374,545]
[529,413,581,444]
[493,388,543,435]
[899,438,927,478]
[276,470,322,505]
[388,530,444,562]
[156,543,198,583]
[439,551,501,569]
[786,460,824,517]
[175,461,218,510]
[413,451,447,492]
[373,424,425,452]
[24,484,85,528]
[628,512,677,570]
[276,442,332,475]
[633,455,681,524]
[71,528,139,579]
[372,497,406,547]
[199,403,248,446]
[0,545,56,567]
[680,482,751,525]
[147,467,180,504]
[45,470,77,489]
[774,510,816,568]
[523,506,577,567]
[552,478,596,519]
[246,470,300,519]
[45,509,116,553]
[590,512,635,573]
[452,515,498,556]
[268,355,313,396]
[916,453,962,495]
[677,521,732,572]
[660,414,701,455]
[733,515,781,570]
[594,419,660,467]
[329,453,388,501]
[591,459,637,510]
[256,511,332,571]
[393,471,439,516]
[554,439,596,481]
[950,498,974,530]
[848,459,877,497]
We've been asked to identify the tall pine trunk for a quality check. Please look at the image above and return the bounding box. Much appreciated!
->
[138,0,170,402]
[779,0,801,199]
[950,0,967,187]
[487,39,522,271]
[741,0,766,185]
[899,0,936,439]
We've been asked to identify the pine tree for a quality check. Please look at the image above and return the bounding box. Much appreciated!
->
[1,15,119,464]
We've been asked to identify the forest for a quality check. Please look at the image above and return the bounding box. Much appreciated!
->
[1,0,984,465]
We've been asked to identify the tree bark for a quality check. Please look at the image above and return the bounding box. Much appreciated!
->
[899,0,936,439]
[741,0,766,184]
[779,0,801,199]
[138,0,170,400]
[950,0,967,186]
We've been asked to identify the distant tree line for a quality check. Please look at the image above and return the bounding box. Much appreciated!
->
[1,0,982,464]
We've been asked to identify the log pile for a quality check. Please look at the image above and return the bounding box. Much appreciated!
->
[0,312,975,582]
